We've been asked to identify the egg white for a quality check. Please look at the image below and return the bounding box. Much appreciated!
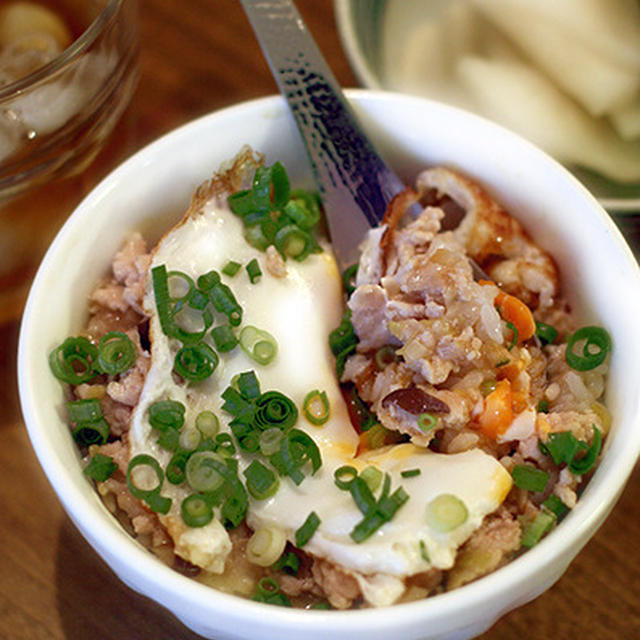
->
[128,196,512,606]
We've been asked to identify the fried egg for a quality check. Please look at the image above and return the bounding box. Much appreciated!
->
[128,193,512,606]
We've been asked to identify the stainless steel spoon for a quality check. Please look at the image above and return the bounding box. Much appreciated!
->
[239,0,405,268]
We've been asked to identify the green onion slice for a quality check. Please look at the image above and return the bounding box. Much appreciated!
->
[417,412,437,432]
[425,494,469,533]
[259,427,283,456]
[295,511,321,547]
[302,389,330,426]
[157,426,180,451]
[148,400,185,431]
[49,336,98,384]
[505,321,519,350]
[243,460,280,500]
[271,550,300,575]
[246,258,262,284]
[401,468,421,478]
[279,429,322,485]
[181,493,214,528]
[83,453,118,482]
[535,321,558,346]
[166,450,190,485]
[127,454,171,514]
[185,451,226,493]
[274,224,312,260]
[222,260,242,277]
[208,281,242,327]
[360,466,383,493]
[97,331,136,375]
[565,326,611,371]
[334,465,358,491]
[253,391,298,431]
[67,398,103,424]
[240,325,278,365]
[511,464,549,492]
[521,511,556,548]
[568,427,602,475]
[211,324,238,353]
[174,342,219,381]
[541,494,569,519]
[195,410,220,438]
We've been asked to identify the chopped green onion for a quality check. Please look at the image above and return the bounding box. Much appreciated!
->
[166,270,195,312]
[350,476,409,543]
[542,494,569,519]
[214,432,237,457]
[349,477,376,515]
[244,460,280,500]
[360,466,383,493]
[568,427,602,475]
[244,224,271,251]
[417,412,437,432]
[185,451,226,492]
[310,602,332,610]
[521,511,555,548]
[181,493,213,527]
[535,321,558,346]
[374,345,397,370]
[565,326,611,371]
[67,398,110,446]
[83,453,118,481]
[284,189,320,229]
[341,263,358,296]
[401,468,421,478]
[222,260,242,277]
[247,526,287,567]
[328,310,358,378]
[419,540,430,563]
[539,431,580,466]
[157,426,180,451]
[49,336,98,384]
[511,464,549,492]
[67,398,103,424]
[537,399,549,413]
[480,379,498,397]
[239,325,278,365]
[148,400,185,431]
[174,342,219,381]
[334,465,358,490]
[278,429,322,485]
[195,410,220,438]
[208,281,243,326]
[271,550,300,575]
[295,511,320,547]
[211,324,238,352]
[425,494,468,533]
[228,189,257,217]
[274,224,312,260]
[97,331,136,375]
[254,391,298,431]
[251,577,292,607]
[196,270,221,292]
[127,454,171,514]
[179,426,201,451]
[259,427,283,456]
[246,258,262,284]
[166,450,190,485]
[302,389,330,426]
[237,370,261,400]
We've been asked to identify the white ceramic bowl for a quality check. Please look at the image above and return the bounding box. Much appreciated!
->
[18,91,640,640]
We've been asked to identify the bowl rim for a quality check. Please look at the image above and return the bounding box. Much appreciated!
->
[0,0,126,100]
[17,90,640,637]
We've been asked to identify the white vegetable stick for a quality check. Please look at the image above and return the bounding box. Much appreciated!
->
[475,0,640,116]
[457,56,640,182]
[474,0,640,71]
[610,100,640,140]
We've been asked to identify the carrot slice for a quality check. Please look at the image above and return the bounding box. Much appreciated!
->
[495,291,536,343]
[478,379,513,439]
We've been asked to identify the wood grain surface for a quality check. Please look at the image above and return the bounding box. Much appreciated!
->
[2,1,638,639]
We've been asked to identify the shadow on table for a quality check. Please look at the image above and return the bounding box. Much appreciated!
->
[55,516,206,640]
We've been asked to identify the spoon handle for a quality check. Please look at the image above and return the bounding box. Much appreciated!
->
[240,0,405,266]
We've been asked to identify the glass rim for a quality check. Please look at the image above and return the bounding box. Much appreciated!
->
[0,0,124,101]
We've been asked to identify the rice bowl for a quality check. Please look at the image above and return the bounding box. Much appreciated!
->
[18,91,640,640]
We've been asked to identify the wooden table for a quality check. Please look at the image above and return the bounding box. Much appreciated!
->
[1,1,638,638]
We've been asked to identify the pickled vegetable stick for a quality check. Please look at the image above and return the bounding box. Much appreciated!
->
[610,100,640,141]
[475,0,640,116]
[457,56,640,182]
